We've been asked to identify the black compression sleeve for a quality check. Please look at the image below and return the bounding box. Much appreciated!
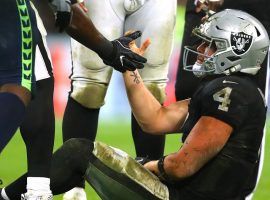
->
[50,138,93,194]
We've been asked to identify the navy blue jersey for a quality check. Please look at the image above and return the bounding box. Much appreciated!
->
[178,74,266,199]
[0,0,41,91]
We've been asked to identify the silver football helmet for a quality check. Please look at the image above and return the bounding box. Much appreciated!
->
[183,9,270,77]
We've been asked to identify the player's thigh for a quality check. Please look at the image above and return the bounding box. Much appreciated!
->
[125,0,176,70]
[0,0,42,99]
[125,0,176,102]
[70,0,126,108]
[71,0,124,72]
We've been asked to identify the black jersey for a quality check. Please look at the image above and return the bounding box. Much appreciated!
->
[179,74,267,200]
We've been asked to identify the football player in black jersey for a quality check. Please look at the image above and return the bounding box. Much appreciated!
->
[2,9,269,200]
[176,1,270,199]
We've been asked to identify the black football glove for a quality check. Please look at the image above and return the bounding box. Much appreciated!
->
[135,156,151,165]
[103,31,147,73]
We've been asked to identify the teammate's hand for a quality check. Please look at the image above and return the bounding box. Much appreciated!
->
[195,0,223,14]
[49,0,87,32]
[103,31,147,73]
[144,160,159,175]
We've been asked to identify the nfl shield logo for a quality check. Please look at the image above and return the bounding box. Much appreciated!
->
[231,32,253,56]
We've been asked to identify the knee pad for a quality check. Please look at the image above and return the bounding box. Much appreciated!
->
[62,138,94,163]
[64,138,94,154]
[70,81,109,109]
[55,138,93,173]
[144,82,167,104]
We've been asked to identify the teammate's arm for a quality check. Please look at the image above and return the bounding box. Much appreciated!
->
[65,3,114,60]
[144,116,232,181]
[123,39,189,134]
[48,0,146,72]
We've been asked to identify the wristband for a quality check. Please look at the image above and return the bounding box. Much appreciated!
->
[157,156,172,182]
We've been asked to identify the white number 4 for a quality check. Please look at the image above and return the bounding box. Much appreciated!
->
[213,87,232,112]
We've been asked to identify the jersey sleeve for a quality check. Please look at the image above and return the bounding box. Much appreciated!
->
[200,85,249,130]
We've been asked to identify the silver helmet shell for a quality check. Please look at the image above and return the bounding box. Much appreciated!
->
[183,9,270,76]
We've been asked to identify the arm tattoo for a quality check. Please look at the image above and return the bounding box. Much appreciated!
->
[130,71,140,84]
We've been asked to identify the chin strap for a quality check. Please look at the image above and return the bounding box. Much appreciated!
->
[223,64,241,75]
[223,64,260,75]
[240,67,261,75]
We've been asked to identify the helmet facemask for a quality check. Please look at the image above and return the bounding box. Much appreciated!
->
[183,28,227,77]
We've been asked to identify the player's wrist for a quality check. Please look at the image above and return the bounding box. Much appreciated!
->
[102,39,128,73]
[100,40,118,64]
[157,156,174,183]
[106,40,118,62]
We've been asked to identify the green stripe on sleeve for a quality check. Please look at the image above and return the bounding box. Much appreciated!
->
[16,0,33,91]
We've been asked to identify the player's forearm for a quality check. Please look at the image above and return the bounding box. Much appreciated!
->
[144,152,197,182]
[163,152,199,180]
[150,116,232,181]
[146,151,208,182]
[66,4,113,60]
[123,70,164,133]
[123,70,189,133]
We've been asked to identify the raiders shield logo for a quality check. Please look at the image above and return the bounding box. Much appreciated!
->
[231,32,253,55]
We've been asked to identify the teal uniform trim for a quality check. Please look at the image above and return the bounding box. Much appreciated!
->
[16,0,33,91]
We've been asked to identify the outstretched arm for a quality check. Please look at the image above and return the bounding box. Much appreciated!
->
[65,3,114,60]
[48,0,146,72]
[123,39,189,134]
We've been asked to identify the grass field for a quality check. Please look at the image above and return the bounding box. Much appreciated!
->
[0,119,270,199]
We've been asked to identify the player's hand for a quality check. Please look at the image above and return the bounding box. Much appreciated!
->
[195,0,223,14]
[49,0,87,32]
[128,35,151,56]
[144,160,159,175]
[135,156,151,165]
[103,31,147,73]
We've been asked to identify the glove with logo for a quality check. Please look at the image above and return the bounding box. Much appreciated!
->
[49,0,87,32]
[103,31,147,73]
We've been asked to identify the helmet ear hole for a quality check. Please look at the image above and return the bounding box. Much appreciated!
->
[255,26,261,37]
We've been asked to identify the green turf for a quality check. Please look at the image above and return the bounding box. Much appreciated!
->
[0,120,269,199]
